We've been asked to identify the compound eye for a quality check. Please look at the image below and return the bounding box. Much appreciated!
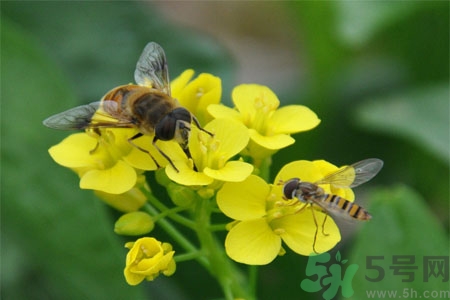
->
[282,178,300,199]
[155,115,177,141]
[171,107,192,123]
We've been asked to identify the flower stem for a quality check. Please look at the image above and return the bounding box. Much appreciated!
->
[194,196,254,300]
[142,196,209,269]
[146,190,196,229]
[174,251,204,263]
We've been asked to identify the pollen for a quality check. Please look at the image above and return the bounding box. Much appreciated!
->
[273,228,286,235]
[196,87,204,99]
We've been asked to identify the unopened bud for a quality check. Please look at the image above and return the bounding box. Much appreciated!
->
[167,183,196,207]
[114,212,154,236]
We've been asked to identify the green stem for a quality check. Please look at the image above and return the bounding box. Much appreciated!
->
[249,265,258,298]
[142,200,209,269]
[174,251,204,263]
[258,156,272,182]
[194,196,254,300]
[146,190,196,229]
[208,224,227,232]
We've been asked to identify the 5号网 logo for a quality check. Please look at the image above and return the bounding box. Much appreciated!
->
[301,251,359,300]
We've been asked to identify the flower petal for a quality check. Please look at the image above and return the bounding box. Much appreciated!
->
[80,160,137,194]
[204,161,253,182]
[48,133,103,169]
[249,129,295,150]
[166,164,214,186]
[225,218,281,265]
[170,69,195,97]
[207,104,241,121]
[207,118,250,161]
[275,160,325,184]
[189,118,249,171]
[274,208,341,255]
[122,136,173,171]
[269,105,320,134]
[232,84,279,121]
[217,175,269,220]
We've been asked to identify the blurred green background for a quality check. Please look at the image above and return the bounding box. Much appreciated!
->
[1,2,448,299]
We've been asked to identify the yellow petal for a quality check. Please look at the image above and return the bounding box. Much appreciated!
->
[203,161,253,182]
[225,218,281,265]
[269,105,320,134]
[122,135,166,171]
[170,69,195,97]
[249,129,294,150]
[166,162,214,186]
[207,104,241,121]
[232,84,279,120]
[189,119,249,167]
[80,160,137,194]
[217,175,269,220]
[48,133,103,168]
[271,208,341,255]
[209,118,249,159]
[124,268,145,286]
[95,186,147,212]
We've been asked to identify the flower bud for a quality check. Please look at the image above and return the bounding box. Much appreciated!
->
[167,182,196,207]
[124,237,176,285]
[114,212,154,236]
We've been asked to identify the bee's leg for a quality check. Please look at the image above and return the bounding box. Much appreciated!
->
[310,207,320,254]
[294,202,308,211]
[127,132,162,170]
[89,141,100,154]
[152,136,180,173]
[321,215,330,237]
[89,128,101,154]
[191,115,214,137]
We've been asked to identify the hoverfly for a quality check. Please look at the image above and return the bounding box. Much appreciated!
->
[43,42,212,172]
[280,158,383,253]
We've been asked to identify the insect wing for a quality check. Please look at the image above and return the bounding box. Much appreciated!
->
[43,101,135,130]
[43,102,101,130]
[315,158,383,188]
[134,42,171,95]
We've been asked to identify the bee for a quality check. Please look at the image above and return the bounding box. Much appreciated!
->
[280,158,383,253]
[43,42,212,172]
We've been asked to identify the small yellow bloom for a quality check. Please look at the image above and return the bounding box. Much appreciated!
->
[208,84,320,159]
[48,129,166,194]
[124,237,176,285]
[217,160,348,265]
[171,69,222,125]
[166,118,254,186]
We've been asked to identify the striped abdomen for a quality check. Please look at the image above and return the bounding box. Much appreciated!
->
[320,194,372,221]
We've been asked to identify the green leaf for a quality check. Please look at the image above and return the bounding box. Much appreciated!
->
[346,185,449,299]
[1,19,146,299]
[355,84,450,164]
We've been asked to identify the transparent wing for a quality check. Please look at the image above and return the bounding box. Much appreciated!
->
[315,158,383,188]
[43,101,135,130]
[134,42,171,95]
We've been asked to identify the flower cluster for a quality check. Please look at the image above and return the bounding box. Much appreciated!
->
[47,68,359,297]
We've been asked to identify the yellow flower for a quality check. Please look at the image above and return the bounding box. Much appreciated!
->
[217,160,348,265]
[124,237,176,285]
[166,118,254,186]
[48,129,168,194]
[208,84,320,159]
[171,69,221,125]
